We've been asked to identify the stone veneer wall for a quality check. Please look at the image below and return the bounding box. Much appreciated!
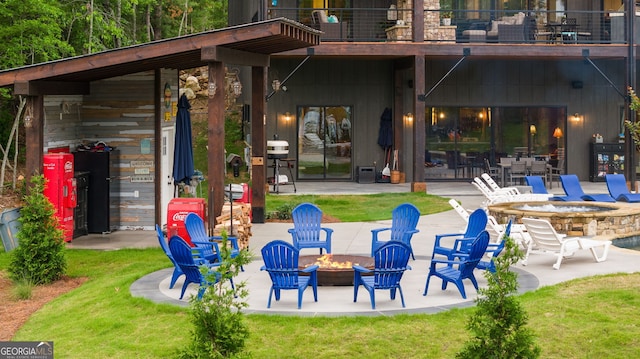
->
[387,0,455,42]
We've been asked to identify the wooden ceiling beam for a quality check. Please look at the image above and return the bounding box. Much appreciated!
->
[201,46,270,67]
[14,81,90,96]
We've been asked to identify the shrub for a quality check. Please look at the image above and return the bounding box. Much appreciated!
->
[8,174,67,285]
[265,203,294,220]
[11,278,34,300]
[177,231,252,359]
[457,235,540,359]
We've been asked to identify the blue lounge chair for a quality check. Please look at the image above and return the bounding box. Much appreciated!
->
[605,174,640,202]
[524,176,563,201]
[354,241,412,309]
[560,174,616,202]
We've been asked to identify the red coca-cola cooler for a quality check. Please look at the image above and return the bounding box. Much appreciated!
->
[167,198,206,246]
[43,153,77,242]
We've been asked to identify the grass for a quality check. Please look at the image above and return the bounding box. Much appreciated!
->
[265,192,451,222]
[1,194,638,357]
[1,247,640,358]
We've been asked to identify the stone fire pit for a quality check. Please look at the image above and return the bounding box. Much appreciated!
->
[299,254,374,286]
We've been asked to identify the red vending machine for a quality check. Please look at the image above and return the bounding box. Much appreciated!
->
[43,153,77,242]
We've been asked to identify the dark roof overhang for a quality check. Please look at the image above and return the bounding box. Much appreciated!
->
[0,18,320,94]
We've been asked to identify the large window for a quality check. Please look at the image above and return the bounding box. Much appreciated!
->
[425,106,565,180]
[297,106,352,180]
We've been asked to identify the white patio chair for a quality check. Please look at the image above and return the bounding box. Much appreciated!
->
[448,198,471,223]
[521,217,611,270]
[480,173,520,196]
[472,178,514,205]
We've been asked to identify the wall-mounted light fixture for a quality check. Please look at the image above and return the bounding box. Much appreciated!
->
[439,112,445,119]
[208,79,217,98]
[404,113,414,124]
[272,79,281,92]
[572,113,581,122]
[529,124,537,135]
[283,112,292,122]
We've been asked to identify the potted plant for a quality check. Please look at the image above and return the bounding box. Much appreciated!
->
[440,4,453,26]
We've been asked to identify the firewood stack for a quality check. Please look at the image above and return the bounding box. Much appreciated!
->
[213,201,252,249]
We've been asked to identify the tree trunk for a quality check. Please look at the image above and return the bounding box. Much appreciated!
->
[1,97,25,194]
[154,3,162,40]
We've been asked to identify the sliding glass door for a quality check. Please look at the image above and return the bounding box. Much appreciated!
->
[297,105,352,180]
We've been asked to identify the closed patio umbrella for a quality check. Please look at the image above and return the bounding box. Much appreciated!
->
[173,94,195,188]
[377,107,393,176]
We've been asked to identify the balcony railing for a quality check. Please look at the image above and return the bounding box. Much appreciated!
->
[267,7,628,45]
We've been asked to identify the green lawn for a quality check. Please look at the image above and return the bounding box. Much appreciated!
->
[265,192,451,222]
[2,248,640,358]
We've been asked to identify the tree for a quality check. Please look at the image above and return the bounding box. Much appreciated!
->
[625,87,640,152]
[0,0,75,67]
[457,235,540,359]
[8,174,67,285]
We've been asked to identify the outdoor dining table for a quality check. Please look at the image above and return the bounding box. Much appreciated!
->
[498,159,551,187]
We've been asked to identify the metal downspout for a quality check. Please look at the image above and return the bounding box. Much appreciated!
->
[627,0,637,186]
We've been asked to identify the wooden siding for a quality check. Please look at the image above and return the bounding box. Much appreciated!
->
[43,95,84,152]
[267,57,627,181]
[423,58,626,178]
[80,73,156,230]
[267,58,394,178]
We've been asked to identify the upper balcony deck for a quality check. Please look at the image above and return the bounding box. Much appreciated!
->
[268,7,636,59]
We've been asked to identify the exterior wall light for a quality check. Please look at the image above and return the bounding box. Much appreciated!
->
[208,80,217,98]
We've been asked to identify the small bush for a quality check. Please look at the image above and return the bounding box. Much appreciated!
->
[177,231,252,359]
[8,174,67,285]
[265,203,294,220]
[457,235,540,359]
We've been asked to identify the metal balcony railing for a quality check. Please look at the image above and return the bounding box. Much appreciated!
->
[267,7,629,45]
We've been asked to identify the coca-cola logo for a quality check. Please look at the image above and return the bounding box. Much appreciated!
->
[172,212,188,222]
[64,161,73,172]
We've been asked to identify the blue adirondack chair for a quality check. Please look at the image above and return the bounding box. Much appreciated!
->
[476,220,512,273]
[288,203,333,254]
[260,240,319,309]
[370,203,420,259]
[353,241,412,309]
[431,208,487,262]
[560,174,616,202]
[156,225,184,289]
[168,235,222,300]
[185,212,243,270]
[423,230,490,299]
[606,174,640,202]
